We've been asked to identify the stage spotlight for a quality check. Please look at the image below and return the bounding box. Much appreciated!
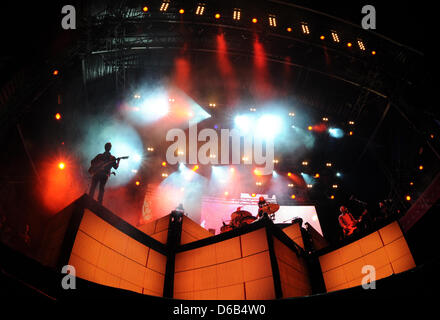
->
[254,169,262,176]
[179,9,184,14]
[179,163,186,171]
[347,42,352,47]
[336,172,342,177]
[330,195,335,199]
[272,170,278,177]
[133,154,142,162]
[53,70,59,76]
[233,8,241,21]
[55,113,61,120]
[196,4,205,15]
[58,162,65,170]
[419,165,424,171]
[410,182,414,186]
[301,23,310,34]
[348,121,355,125]
[256,114,283,139]
[251,193,256,197]
[287,172,292,177]
[161,173,168,178]
[308,126,313,131]
[215,13,221,19]
[307,184,313,188]
[406,195,411,201]
[315,173,320,178]
[234,115,252,134]
[326,162,332,167]
[286,27,292,32]
[142,6,148,12]
[302,161,308,166]
[371,50,376,55]
[256,182,262,186]
[230,167,235,173]
[224,191,229,196]
[291,194,296,199]
[320,35,325,40]
[331,31,339,43]
[349,131,353,136]
[135,181,140,186]
[193,165,199,171]
[332,184,338,189]
[252,18,258,23]
[268,14,277,27]
[160,1,170,12]
[328,128,344,138]
[162,161,167,167]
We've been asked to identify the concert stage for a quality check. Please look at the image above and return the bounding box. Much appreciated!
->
[31,194,416,300]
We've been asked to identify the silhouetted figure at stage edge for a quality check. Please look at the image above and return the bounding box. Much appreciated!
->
[88,142,120,204]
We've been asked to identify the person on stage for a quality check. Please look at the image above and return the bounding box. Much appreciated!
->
[88,142,120,204]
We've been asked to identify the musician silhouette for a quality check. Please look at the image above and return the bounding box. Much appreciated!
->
[89,142,120,204]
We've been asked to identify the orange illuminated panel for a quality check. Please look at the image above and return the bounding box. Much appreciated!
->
[174,227,275,300]
[138,214,170,244]
[245,277,275,300]
[273,238,311,297]
[281,223,304,249]
[240,228,268,257]
[319,222,415,292]
[180,216,213,245]
[69,210,165,296]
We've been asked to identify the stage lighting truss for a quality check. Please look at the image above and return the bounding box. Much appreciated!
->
[159,0,170,12]
[196,3,206,16]
[233,8,241,21]
[268,14,277,27]
[301,22,310,35]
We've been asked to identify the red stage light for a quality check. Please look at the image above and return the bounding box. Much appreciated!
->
[55,113,61,120]
[58,162,65,170]
[252,18,258,23]
[215,13,220,19]
[142,6,148,12]
[179,9,184,14]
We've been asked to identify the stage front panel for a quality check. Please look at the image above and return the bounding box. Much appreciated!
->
[68,209,166,296]
[319,221,416,292]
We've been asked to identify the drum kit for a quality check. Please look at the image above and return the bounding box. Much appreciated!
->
[220,203,280,234]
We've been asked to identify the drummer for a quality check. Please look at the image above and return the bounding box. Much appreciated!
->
[257,196,269,219]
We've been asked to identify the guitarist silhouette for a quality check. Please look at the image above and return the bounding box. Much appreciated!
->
[88,142,121,204]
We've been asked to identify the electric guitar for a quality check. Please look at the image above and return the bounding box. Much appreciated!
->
[88,156,129,176]
[342,209,368,236]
